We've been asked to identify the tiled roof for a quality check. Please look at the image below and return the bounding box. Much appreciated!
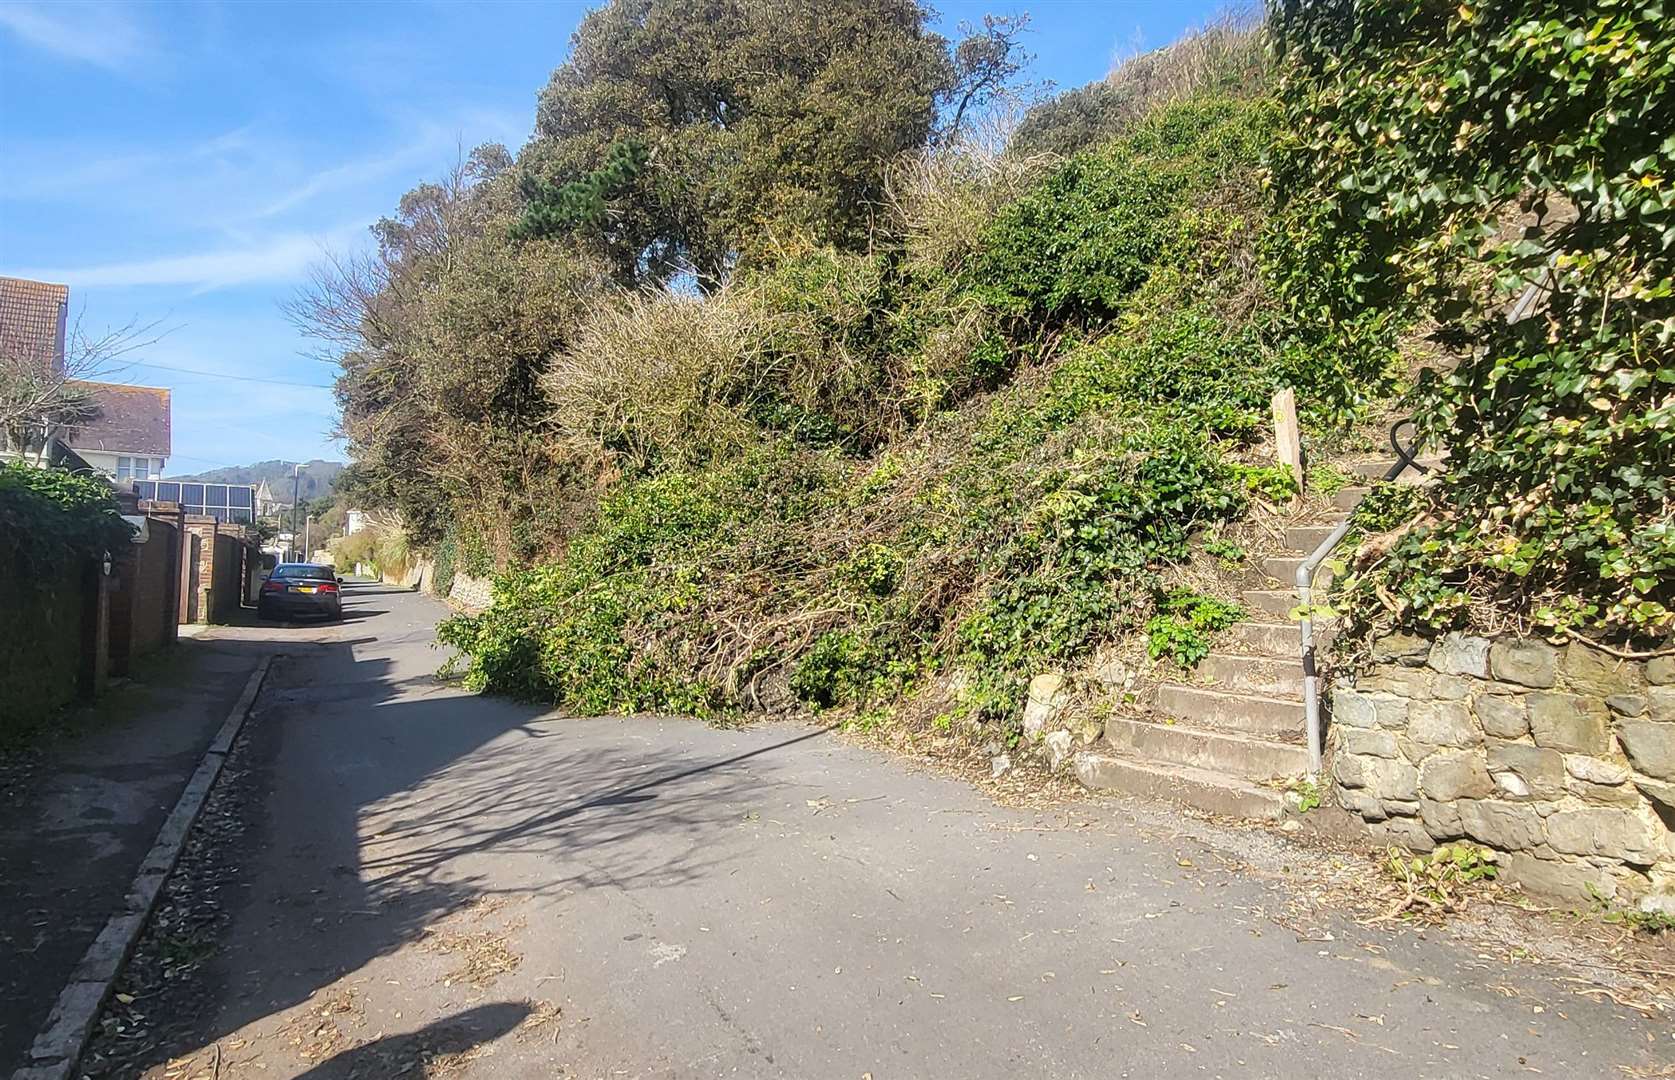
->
[64,381,172,457]
[0,275,70,374]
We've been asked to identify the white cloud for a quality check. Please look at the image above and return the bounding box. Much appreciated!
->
[0,1,154,72]
[7,226,364,290]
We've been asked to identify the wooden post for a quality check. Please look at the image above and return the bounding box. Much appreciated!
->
[1272,387,1302,504]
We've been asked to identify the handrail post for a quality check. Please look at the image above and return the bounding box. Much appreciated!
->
[1294,422,1430,780]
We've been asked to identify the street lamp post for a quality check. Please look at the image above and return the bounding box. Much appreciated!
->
[289,462,307,562]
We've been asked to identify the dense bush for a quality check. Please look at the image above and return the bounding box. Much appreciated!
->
[1273,0,1675,643]
[0,462,132,574]
[1011,13,1269,157]
[0,463,131,733]
[974,98,1277,322]
[442,97,1304,733]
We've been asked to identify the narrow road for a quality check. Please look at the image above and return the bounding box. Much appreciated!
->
[83,584,1671,1078]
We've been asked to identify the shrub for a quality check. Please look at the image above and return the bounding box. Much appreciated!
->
[1146,588,1244,668]
[1274,0,1675,642]
[0,463,132,733]
[543,290,758,472]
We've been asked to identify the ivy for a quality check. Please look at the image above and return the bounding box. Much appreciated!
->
[0,462,132,581]
[1271,0,1675,641]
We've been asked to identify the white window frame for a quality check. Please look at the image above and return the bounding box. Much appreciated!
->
[116,456,155,482]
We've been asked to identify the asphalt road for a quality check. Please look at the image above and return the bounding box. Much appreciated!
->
[84,583,1672,1078]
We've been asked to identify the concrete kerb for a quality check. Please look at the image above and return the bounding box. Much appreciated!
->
[12,654,276,1080]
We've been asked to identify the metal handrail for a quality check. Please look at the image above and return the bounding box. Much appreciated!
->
[1295,273,1548,777]
[1294,419,1430,776]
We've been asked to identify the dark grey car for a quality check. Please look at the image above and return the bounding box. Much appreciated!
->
[258,563,343,621]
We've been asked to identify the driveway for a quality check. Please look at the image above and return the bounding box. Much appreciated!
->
[72,583,1673,1078]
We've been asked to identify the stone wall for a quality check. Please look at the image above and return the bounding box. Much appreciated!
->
[447,572,494,613]
[1331,632,1673,905]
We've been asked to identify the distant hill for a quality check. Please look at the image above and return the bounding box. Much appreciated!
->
[167,459,345,501]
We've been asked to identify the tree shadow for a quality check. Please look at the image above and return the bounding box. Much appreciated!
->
[291,1002,532,1079]
[78,585,829,1077]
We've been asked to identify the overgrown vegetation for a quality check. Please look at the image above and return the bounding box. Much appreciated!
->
[1272,0,1675,647]
[324,0,1668,745]
[0,462,131,731]
[1381,843,1500,918]
[436,87,1379,734]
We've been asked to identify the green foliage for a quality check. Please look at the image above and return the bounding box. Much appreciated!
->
[1350,482,1426,535]
[0,462,132,575]
[1272,0,1675,641]
[1234,463,1300,504]
[1307,462,1352,498]
[1145,588,1244,667]
[1381,843,1499,915]
[957,425,1246,713]
[0,463,132,734]
[440,90,1349,733]
[512,140,647,242]
[975,98,1278,322]
[1202,537,1246,568]
[437,446,836,715]
[524,0,1024,284]
[1288,776,1323,813]
[1587,884,1675,933]
[1012,13,1270,157]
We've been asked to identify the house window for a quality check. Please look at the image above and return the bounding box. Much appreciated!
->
[116,456,154,481]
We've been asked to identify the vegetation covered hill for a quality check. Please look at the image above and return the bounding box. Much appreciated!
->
[167,459,344,499]
[304,0,1671,738]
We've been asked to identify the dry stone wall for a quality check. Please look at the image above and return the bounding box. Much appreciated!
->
[447,571,494,613]
[1331,632,1674,906]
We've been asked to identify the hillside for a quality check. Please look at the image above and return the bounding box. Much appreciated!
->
[166,459,344,500]
[310,0,1668,733]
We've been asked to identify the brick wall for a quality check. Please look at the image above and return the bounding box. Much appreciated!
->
[129,517,177,657]
[105,516,181,676]
[181,518,253,624]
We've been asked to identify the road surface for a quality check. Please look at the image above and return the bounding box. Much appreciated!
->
[76,582,1673,1078]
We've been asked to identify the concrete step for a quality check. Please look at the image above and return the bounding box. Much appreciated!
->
[1102,717,1309,781]
[1262,555,1335,589]
[1332,486,1370,511]
[1224,620,1331,658]
[1223,621,1298,657]
[1242,589,1298,618]
[1347,457,1445,483]
[1155,683,1306,739]
[1075,753,1286,820]
[1195,652,1304,699]
[1283,524,1344,552]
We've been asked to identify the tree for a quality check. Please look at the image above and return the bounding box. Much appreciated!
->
[518,0,1030,285]
[288,145,518,544]
[0,313,161,463]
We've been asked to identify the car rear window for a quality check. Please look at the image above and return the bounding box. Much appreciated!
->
[274,564,333,579]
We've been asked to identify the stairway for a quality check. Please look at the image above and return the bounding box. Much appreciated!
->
[1076,463,1407,819]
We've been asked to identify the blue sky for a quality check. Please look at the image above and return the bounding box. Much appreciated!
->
[0,0,1226,476]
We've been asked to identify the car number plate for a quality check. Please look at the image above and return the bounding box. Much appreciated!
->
[294,585,317,593]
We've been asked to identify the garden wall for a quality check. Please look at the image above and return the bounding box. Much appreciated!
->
[1331,632,1674,905]
[447,572,493,613]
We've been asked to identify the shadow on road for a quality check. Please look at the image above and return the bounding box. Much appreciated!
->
[82,581,829,1077]
[291,1002,532,1079]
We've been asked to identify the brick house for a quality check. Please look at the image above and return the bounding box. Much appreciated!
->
[0,274,173,478]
